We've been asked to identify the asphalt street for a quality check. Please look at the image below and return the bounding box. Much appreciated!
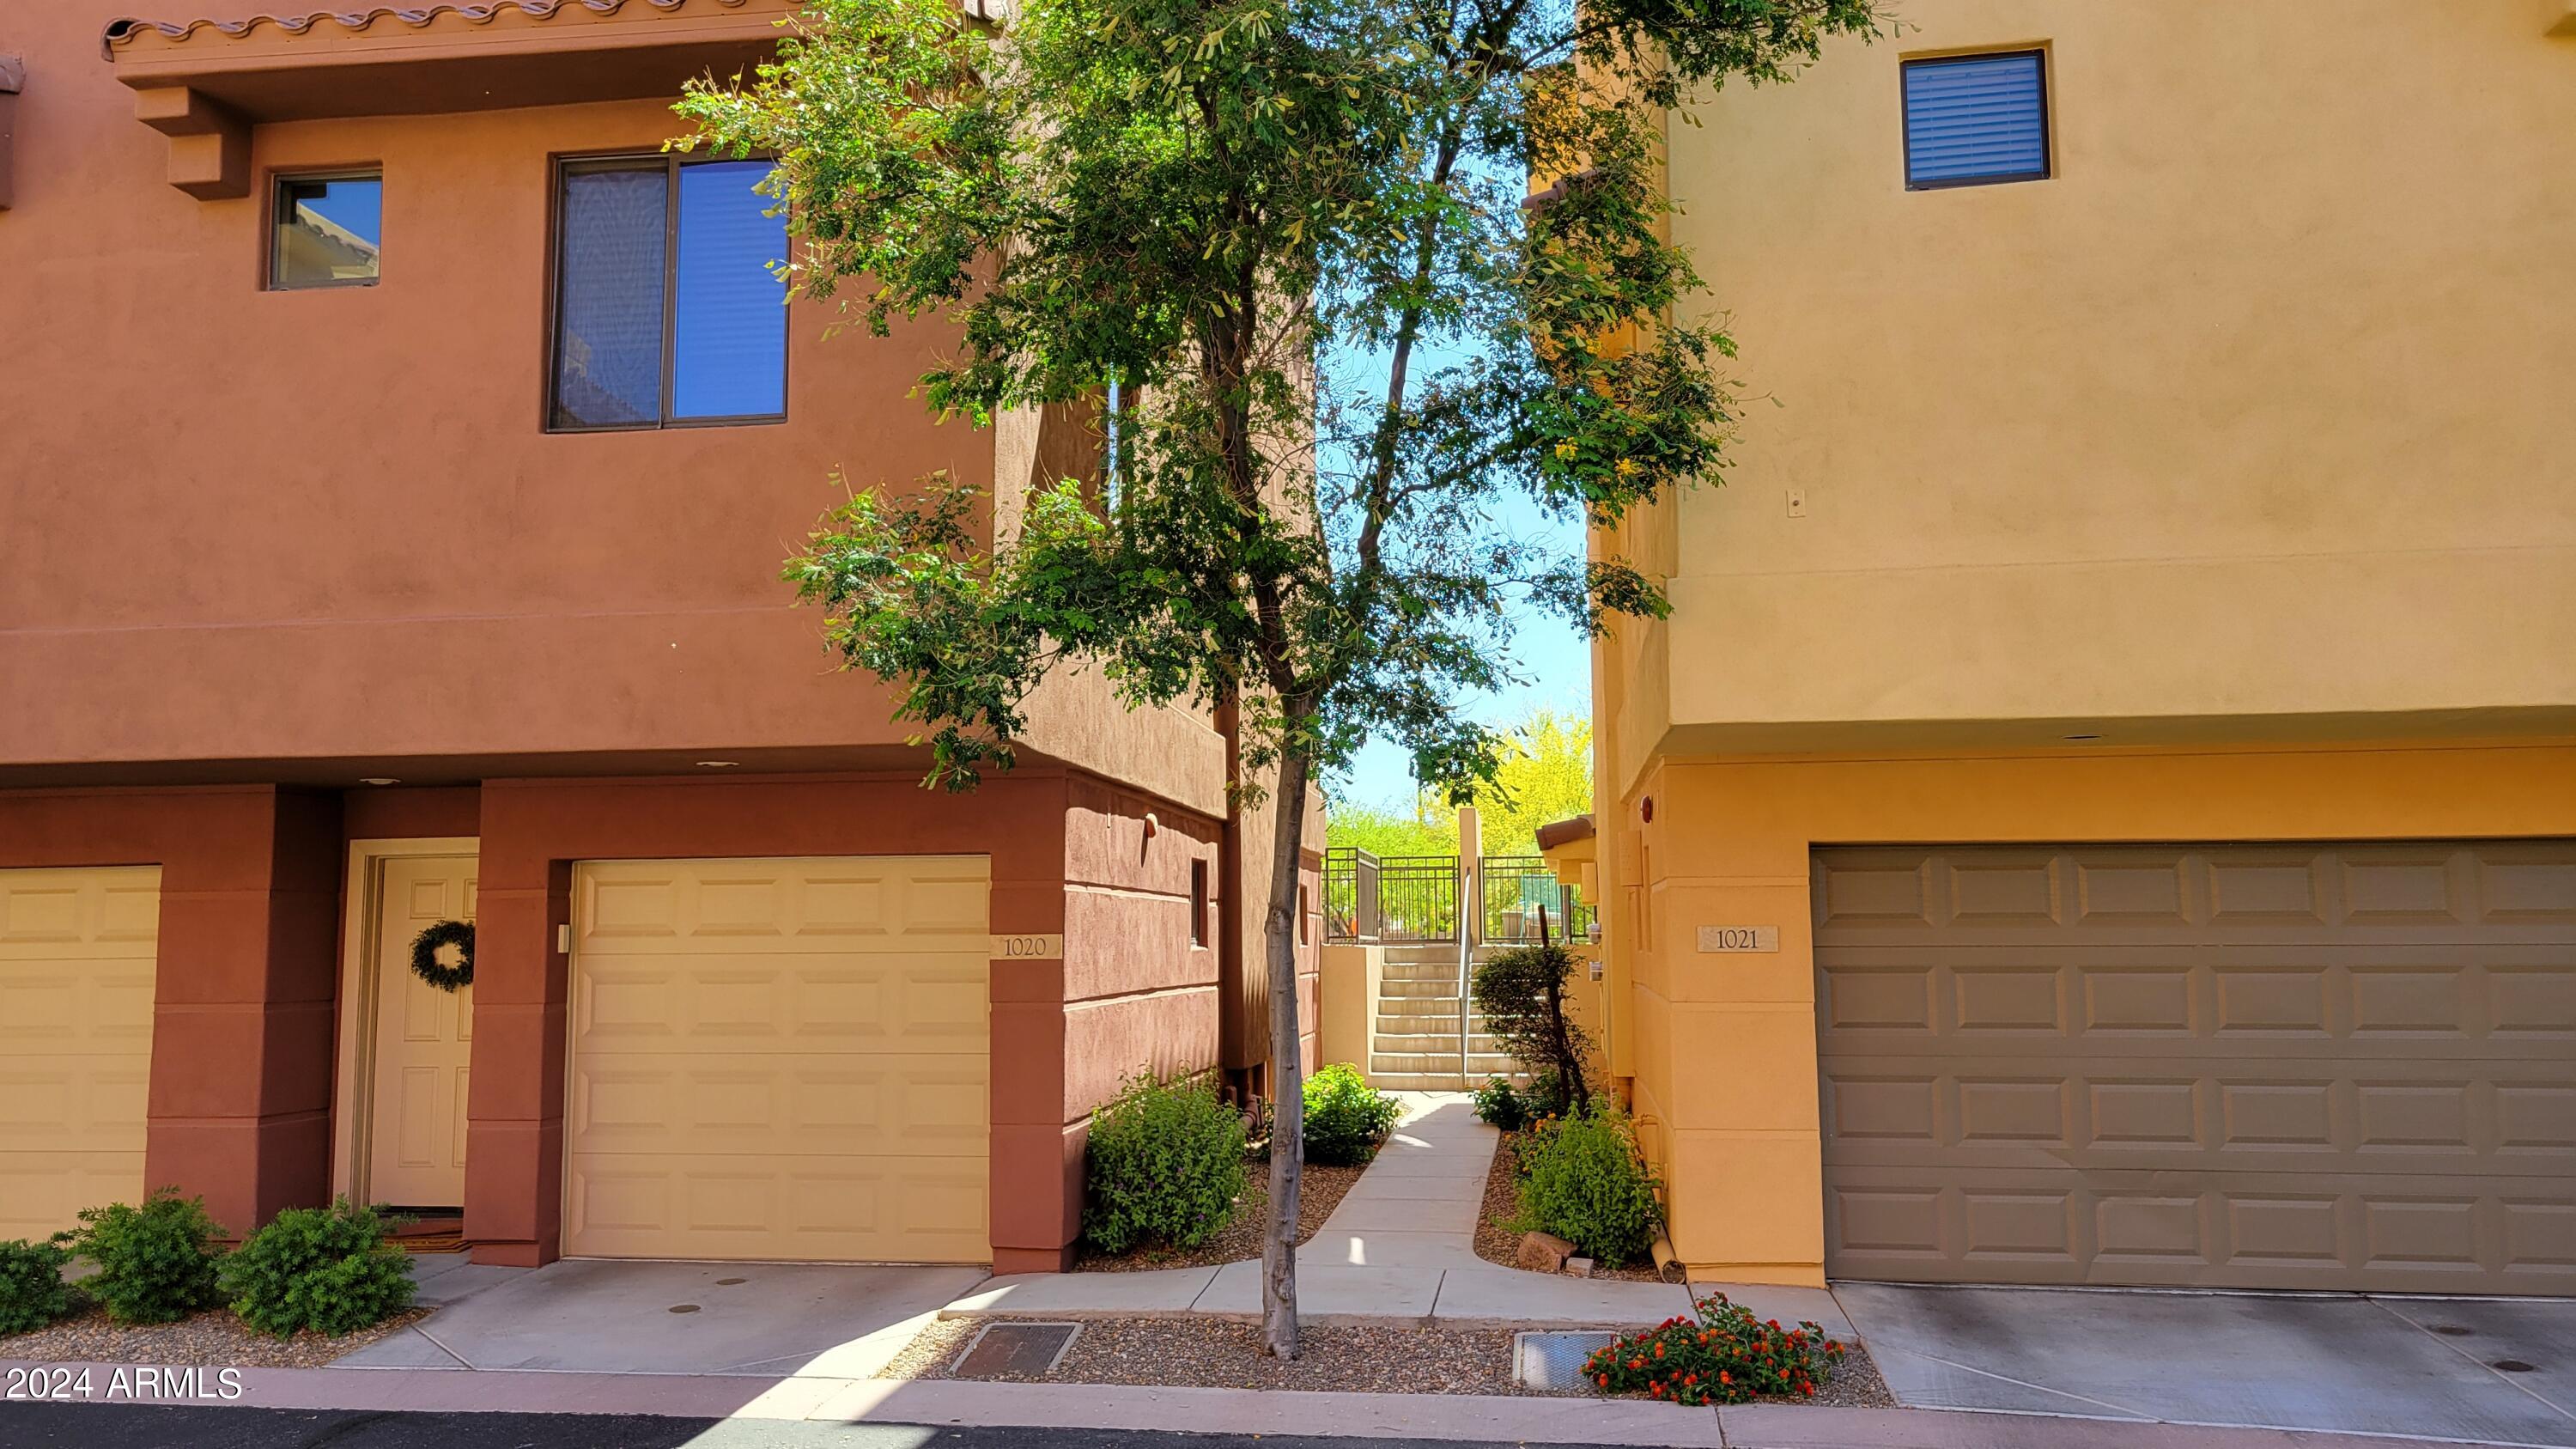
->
[0,1407,1577,1449]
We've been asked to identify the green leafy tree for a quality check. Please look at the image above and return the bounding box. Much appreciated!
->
[1326,703,1590,858]
[678,0,1880,1355]
[1321,799,1458,858]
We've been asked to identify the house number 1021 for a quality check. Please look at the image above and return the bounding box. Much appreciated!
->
[1695,925,1781,953]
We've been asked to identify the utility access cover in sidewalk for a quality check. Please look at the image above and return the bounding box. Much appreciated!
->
[953,1322,1083,1379]
[1514,1330,1616,1391]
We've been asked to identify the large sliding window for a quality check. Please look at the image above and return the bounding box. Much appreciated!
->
[549,156,786,430]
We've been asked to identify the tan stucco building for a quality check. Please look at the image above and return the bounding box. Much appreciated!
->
[1589,1,2576,1294]
[0,0,1316,1271]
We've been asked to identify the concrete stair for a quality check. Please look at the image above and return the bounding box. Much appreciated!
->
[1365,945,1529,1090]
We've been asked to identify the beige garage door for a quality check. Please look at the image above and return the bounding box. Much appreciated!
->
[1815,842,2576,1294]
[565,856,991,1263]
[0,868,160,1242]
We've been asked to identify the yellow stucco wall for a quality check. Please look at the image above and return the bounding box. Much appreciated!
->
[1617,742,2576,1284]
[1587,1,2576,1284]
[1627,0,2576,760]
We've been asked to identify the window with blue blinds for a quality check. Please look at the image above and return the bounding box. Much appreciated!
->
[1901,50,2050,190]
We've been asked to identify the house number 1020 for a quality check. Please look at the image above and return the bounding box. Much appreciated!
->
[991,934,1065,959]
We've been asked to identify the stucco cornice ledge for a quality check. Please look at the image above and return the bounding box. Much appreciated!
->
[104,0,796,133]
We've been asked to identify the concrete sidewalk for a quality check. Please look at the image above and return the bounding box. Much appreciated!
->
[0,1355,2502,1449]
[945,1093,1831,1332]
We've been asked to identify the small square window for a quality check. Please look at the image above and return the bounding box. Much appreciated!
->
[271,172,381,289]
[1902,51,2050,190]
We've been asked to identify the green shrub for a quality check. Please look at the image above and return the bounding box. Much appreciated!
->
[1301,1062,1401,1166]
[1513,1108,1662,1268]
[0,1239,72,1336]
[1471,942,1594,1117]
[60,1189,225,1324]
[1585,1292,1844,1404]
[1472,1075,1531,1131]
[219,1198,416,1338]
[1084,1071,1248,1256]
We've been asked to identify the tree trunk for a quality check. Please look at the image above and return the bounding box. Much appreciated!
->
[1259,744,1313,1359]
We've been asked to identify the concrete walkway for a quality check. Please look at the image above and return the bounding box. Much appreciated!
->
[342,1259,987,1378]
[0,1355,2502,1448]
[950,1093,1846,1333]
[1836,1281,2576,1447]
[1303,1091,1497,1269]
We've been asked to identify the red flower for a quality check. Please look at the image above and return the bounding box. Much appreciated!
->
[1596,1374,1608,1388]
[1719,1371,1731,1385]
[1653,1342,1665,1359]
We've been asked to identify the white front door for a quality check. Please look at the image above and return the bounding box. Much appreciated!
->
[367,855,476,1208]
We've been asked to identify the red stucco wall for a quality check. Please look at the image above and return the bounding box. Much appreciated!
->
[0,787,341,1236]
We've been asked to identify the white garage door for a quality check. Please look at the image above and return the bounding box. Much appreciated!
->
[564,856,991,1262]
[0,868,160,1242]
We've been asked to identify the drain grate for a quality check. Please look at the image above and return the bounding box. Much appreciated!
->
[1514,1330,1617,1391]
[954,1321,1082,1379]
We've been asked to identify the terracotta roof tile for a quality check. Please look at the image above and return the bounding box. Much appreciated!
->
[1533,813,1595,853]
[105,0,747,51]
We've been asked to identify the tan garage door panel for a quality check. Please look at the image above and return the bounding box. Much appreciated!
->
[1814,842,2576,1294]
[0,868,160,1242]
[566,856,991,1263]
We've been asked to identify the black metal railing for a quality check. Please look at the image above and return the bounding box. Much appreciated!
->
[1330,847,1596,946]
[1375,854,1462,942]
[1324,846,1379,942]
[1479,855,1595,944]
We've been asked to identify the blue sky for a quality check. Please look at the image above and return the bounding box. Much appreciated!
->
[1321,332,1594,812]
[1334,558,1592,811]
[299,176,380,244]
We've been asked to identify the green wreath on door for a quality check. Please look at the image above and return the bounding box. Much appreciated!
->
[408,920,474,992]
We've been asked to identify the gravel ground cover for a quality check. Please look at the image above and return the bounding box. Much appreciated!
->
[886,1314,1894,1407]
[1074,1160,1366,1274]
[0,1303,431,1369]
[1789,1338,1895,1409]
[1470,1132,1666,1283]
[886,1316,1533,1395]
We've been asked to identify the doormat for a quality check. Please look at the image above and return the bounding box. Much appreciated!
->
[395,1234,468,1254]
[952,1321,1082,1379]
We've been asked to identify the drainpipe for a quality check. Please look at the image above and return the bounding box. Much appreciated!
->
[1216,695,1249,1100]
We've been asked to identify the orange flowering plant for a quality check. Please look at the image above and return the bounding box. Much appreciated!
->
[1583,1292,1844,1407]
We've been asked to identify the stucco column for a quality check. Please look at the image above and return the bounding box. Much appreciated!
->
[463,793,569,1267]
[142,787,341,1238]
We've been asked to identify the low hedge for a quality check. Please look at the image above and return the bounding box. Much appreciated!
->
[1084,1071,1248,1255]
[220,1197,416,1338]
[1302,1063,1401,1166]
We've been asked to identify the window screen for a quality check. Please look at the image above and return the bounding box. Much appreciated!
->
[552,164,667,428]
[1902,51,2049,189]
[550,156,786,429]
